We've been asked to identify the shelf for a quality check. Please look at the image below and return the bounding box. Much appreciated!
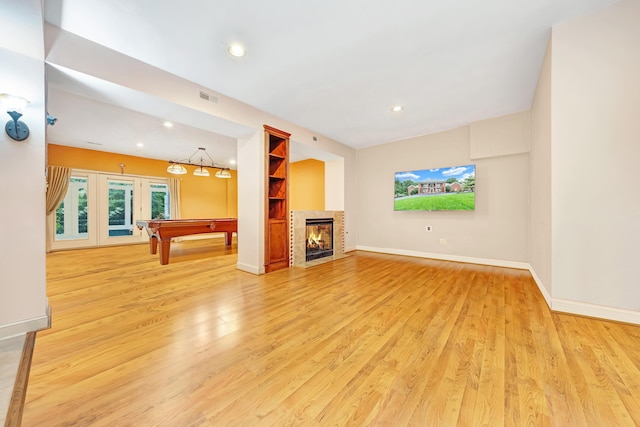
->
[269,178,286,199]
[268,199,287,220]
[269,139,287,158]
[269,157,286,177]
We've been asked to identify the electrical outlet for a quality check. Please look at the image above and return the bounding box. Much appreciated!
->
[426,225,432,232]
[440,238,447,245]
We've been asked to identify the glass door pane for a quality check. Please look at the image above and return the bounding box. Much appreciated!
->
[151,183,170,219]
[49,174,98,250]
[55,177,89,241]
[98,175,146,245]
[107,180,134,237]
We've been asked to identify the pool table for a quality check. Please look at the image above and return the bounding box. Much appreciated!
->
[136,218,237,265]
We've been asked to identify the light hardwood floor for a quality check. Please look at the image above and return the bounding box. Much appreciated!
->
[23,239,640,426]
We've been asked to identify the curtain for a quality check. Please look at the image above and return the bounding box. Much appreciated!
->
[168,178,181,219]
[168,177,182,242]
[45,166,72,216]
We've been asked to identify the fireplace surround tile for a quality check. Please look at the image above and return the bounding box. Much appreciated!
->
[290,210,345,267]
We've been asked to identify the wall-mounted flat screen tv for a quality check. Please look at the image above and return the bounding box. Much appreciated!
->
[394,164,476,211]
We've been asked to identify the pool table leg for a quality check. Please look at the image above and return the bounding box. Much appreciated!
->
[158,240,171,265]
[224,231,233,246]
[149,236,158,254]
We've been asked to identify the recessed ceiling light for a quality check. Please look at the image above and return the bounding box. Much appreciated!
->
[136,142,144,148]
[228,43,246,58]
[391,105,404,112]
[229,159,237,165]
[163,121,173,128]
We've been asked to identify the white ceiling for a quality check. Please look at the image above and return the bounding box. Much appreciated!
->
[46,65,246,167]
[42,0,619,165]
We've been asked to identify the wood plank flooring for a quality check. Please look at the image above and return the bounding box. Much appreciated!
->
[22,239,640,426]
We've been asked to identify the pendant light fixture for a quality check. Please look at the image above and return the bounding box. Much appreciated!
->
[167,147,231,178]
[215,169,232,179]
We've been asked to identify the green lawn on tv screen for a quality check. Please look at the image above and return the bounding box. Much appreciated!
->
[394,192,475,211]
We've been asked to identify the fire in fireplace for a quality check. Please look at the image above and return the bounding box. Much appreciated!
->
[306,218,334,262]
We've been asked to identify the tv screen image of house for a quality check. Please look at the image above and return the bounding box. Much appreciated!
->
[394,164,476,211]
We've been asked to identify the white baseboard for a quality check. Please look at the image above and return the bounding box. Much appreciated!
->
[528,266,552,307]
[552,298,640,325]
[355,245,530,270]
[528,265,640,325]
[0,300,51,340]
[236,262,262,275]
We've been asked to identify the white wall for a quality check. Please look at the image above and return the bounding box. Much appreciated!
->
[236,131,263,274]
[551,0,640,320]
[470,111,530,159]
[325,158,344,212]
[356,125,529,267]
[529,36,553,303]
[0,0,49,339]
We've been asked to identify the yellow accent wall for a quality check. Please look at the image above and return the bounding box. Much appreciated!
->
[290,159,325,211]
[47,144,237,218]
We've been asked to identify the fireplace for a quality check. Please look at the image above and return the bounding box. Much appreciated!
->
[306,218,334,262]
[290,210,344,267]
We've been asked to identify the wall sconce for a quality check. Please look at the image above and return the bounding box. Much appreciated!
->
[0,93,30,141]
[46,113,58,126]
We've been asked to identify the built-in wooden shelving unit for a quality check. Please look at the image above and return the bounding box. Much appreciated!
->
[264,125,291,273]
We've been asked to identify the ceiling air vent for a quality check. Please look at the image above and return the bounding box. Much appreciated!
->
[199,90,218,104]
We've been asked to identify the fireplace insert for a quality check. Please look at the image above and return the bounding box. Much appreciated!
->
[306,218,334,262]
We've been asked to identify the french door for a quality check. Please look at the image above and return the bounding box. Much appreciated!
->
[49,171,170,250]
[97,175,145,245]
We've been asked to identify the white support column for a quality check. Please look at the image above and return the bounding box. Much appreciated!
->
[236,131,265,274]
[0,9,50,338]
